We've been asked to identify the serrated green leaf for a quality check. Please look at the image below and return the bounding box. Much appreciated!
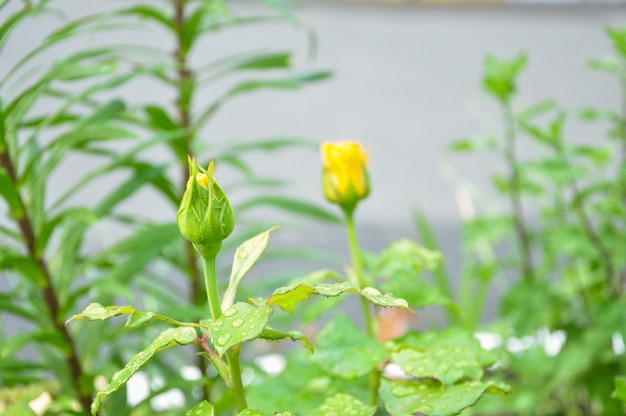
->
[124,310,199,330]
[309,393,376,416]
[223,226,279,311]
[380,379,509,416]
[66,303,135,324]
[376,239,443,276]
[267,281,410,313]
[259,326,313,351]
[311,316,388,379]
[359,287,410,309]
[184,400,215,416]
[393,328,494,367]
[267,282,353,313]
[392,346,482,385]
[91,326,196,414]
[209,302,272,356]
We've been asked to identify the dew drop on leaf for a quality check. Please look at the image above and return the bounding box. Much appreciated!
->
[223,308,237,317]
[232,318,243,328]
[216,333,232,346]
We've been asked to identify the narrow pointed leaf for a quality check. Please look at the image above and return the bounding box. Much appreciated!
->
[222,226,279,311]
[91,327,197,414]
[259,326,313,352]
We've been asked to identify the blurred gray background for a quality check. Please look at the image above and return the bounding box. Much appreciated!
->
[4,1,626,314]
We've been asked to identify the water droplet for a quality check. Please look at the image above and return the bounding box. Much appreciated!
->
[216,333,232,346]
[223,308,237,317]
[232,318,244,328]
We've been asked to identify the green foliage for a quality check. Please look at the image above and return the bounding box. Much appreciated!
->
[440,25,626,416]
[310,316,389,379]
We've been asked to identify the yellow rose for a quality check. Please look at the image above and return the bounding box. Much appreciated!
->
[177,158,235,259]
[321,140,370,212]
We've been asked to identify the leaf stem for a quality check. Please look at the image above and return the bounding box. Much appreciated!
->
[343,210,379,405]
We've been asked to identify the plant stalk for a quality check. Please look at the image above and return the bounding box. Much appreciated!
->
[502,101,535,281]
[0,149,92,411]
[343,210,380,405]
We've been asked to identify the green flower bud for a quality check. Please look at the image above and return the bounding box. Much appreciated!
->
[177,158,235,259]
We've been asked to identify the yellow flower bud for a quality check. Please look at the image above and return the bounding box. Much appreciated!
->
[320,140,370,212]
[177,158,235,259]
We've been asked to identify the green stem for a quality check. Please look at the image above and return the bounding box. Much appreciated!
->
[200,255,248,411]
[343,210,379,405]
[226,347,248,412]
[202,256,223,321]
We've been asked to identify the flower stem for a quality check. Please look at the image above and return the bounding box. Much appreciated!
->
[343,210,380,405]
[200,255,248,411]
[202,256,223,321]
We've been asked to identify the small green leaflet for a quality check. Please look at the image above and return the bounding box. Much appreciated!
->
[66,302,199,329]
[310,316,388,379]
[91,327,196,415]
[267,282,409,313]
[223,226,279,311]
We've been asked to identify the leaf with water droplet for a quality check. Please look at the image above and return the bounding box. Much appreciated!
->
[66,303,135,324]
[311,316,388,379]
[380,379,509,416]
[390,328,496,385]
[236,410,271,416]
[259,326,313,352]
[309,393,376,416]
[209,302,272,356]
[267,282,411,313]
[91,326,196,415]
[360,287,411,311]
[222,226,280,311]
[183,400,215,416]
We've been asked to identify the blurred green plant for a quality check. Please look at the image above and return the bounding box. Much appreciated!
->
[431,26,626,415]
[1,0,333,414]
[70,144,508,415]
